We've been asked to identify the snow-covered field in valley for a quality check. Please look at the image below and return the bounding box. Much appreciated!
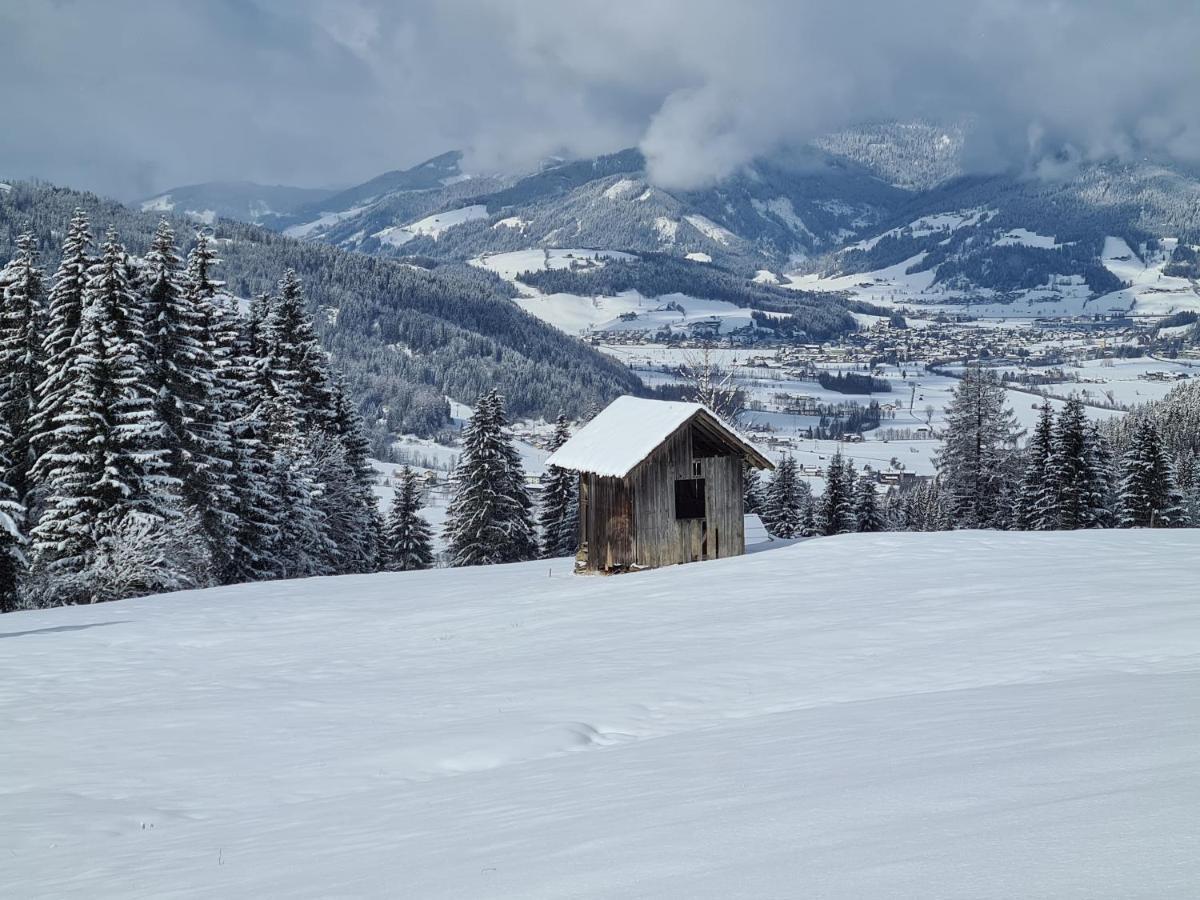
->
[3,531,1199,898]
[787,228,1200,317]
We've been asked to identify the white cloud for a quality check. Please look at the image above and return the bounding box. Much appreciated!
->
[2,0,1198,198]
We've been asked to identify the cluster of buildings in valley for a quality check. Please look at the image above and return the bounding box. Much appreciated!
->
[592,308,1199,369]
[398,312,1195,506]
[737,317,1188,371]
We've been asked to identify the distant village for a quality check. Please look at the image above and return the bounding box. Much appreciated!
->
[386,308,1195,500]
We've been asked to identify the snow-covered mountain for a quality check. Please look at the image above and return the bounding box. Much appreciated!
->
[262,145,905,271]
[154,123,1200,319]
[789,157,1200,316]
[139,181,338,227]
[3,529,1197,897]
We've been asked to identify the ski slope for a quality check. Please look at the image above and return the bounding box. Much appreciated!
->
[2,531,1199,898]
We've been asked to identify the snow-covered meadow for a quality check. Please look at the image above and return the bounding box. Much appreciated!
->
[787,228,1200,318]
[470,249,765,337]
[3,530,1198,898]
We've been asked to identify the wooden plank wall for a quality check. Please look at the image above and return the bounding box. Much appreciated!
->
[579,418,746,571]
[578,473,633,571]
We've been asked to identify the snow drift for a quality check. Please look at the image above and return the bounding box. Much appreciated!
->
[2,530,1198,897]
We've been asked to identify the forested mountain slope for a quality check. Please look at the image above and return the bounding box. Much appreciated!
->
[0,182,642,440]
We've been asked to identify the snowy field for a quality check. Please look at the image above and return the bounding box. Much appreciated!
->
[470,248,635,282]
[281,203,373,240]
[967,356,1199,408]
[471,250,770,337]
[514,290,762,337]
[374,205,489,248]
[3,530,1199,898]
[787,228,1200,317]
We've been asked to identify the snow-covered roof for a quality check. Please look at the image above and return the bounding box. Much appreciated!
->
[545,396,772,478]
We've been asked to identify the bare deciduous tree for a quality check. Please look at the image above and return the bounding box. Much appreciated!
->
[679,344,745,424]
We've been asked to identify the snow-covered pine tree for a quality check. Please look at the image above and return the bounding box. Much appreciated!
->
[1085,421,1117,528]
[146,224,238,569]
[1118,417,1187,528]
[0,419,27,613]
[760,454,803,538]
[219,306,280,583]
[0,232,45,511]
[147,222,208,456]
[201,281,279,584]
[246,292,273,357]
[898,478,948,532]
[261,393,332,578]
[223,410,280,583]
[881,487,903,531]
[323,380,383,573]
[743,461,763,515]
[444,389,538,566]
[92,228,178,519]
[1016,401,1056,530]
[935,366,1019,529]
[30,210,92,475]
[1180,455,1200,524]
[815,451,855,536]
[382,466,434,571]
[539,413,580,558]
[1048,396,1108,530]
[853,474,884,532]
[29,229,183,603]
[28,291,111,596]
[246,269,383,578]
[797,480,816,536]
[929,478,952,531]
[259,270,335,432]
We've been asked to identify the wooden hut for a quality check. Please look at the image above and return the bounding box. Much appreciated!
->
[545,397,774,573]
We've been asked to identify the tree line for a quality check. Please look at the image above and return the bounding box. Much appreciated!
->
[0,207,590,611]
[0,212,417,611]
[750,366,1196,541]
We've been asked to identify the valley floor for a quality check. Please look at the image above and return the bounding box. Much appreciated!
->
[2,531,1199,898]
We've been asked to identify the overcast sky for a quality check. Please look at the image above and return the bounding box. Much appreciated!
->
[2,0,1199,199]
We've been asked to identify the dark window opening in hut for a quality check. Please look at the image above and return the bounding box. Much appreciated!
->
[675,478,706,520]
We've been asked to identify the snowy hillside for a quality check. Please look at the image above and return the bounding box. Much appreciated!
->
[470,248,772,337]
[792,216,1200,317]
[138,181,336,227]
[3,530,1198,898]
[242,145,903,271]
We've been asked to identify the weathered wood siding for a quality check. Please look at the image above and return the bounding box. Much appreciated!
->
[578,418,745,571]
[578,473,634,571]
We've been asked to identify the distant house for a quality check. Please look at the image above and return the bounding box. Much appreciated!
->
[546,397,774,573]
